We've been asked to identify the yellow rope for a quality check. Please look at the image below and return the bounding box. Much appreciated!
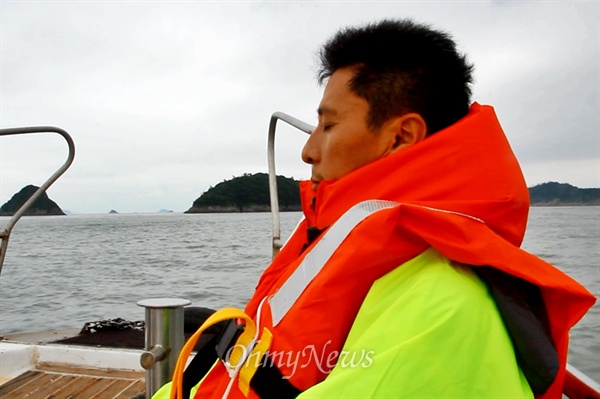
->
[170,307,254,399]
[238,327,273,396]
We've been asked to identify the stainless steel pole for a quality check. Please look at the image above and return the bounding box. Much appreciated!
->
[138,298,191,398]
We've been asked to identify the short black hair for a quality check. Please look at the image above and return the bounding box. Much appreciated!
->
[317,19,474,135]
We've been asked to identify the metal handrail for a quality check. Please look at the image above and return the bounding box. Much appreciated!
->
[0,126,76,275]
[267,112,313,258]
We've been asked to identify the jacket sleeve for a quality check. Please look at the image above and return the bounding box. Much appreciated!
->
[298,247,534,398]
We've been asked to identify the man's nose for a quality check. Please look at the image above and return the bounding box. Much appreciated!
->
[301,128,320,165]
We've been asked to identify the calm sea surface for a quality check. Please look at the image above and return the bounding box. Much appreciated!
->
[0,207,598,382]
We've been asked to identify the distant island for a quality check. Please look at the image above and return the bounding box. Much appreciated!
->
[2,180,597,216]
[0,185,65,216]
[185,173,301,213]
[529,182,600,206]
[185,176,599,213]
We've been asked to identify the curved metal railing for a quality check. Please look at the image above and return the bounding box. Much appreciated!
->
[267,112,313,258]
[0,126,76,275]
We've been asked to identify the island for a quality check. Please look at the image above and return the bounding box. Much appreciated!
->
[0,185,65,216]
[186,177,599,213]
[185,173,301,213]
[529,182,600,206]
[3,180,596,216]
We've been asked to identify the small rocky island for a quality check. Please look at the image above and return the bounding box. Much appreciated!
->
[185,173,301,213]
[0,185,65,216]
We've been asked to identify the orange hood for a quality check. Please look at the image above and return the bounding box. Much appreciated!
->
[301,102,530,248]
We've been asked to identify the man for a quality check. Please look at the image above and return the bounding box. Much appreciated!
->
[162,19,595,399]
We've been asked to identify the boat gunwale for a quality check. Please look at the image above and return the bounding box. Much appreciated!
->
[0,338,145,386]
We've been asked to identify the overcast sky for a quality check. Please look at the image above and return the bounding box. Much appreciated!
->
[1,1,598,214]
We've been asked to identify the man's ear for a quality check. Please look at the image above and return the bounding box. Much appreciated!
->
[385,113,427,155]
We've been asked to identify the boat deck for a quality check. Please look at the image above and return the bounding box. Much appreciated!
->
[0,362,145,399]
[0,316,218,399]
[0,329,147,399]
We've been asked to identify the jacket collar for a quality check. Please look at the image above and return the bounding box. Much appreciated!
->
[300,103,530,247]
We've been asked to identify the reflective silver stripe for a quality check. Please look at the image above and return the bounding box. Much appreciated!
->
[269,200,486,326]
[269,200,400,326]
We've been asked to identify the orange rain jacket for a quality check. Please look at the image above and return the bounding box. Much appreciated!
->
[195,103,596,399]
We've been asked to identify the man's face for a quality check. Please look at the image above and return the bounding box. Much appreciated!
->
[301,67,393,187]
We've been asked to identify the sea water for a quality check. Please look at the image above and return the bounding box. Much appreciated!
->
[0,207,598,382]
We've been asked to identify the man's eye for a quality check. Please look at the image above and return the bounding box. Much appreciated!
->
[323,124,334,131]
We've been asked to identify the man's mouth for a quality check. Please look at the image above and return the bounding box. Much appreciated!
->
[310,178,320,191]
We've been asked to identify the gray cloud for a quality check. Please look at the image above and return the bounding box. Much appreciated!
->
[1,1,598,213]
